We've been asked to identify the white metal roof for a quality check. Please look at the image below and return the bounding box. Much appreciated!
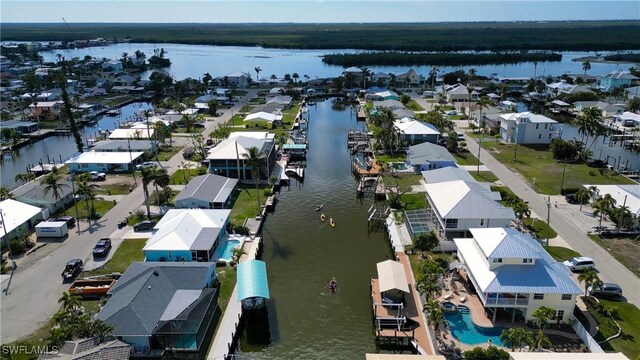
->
[243,111,283,123]
[108,128,155,139]
[143,209,231,252]
[376,260,409,293]
[470,228,541,259]
[424,180,514,220]
[0,199,42,235]
[394,120,440,136]
[65,151,144,165]
[585,184,640,216]
[499,112,557,124]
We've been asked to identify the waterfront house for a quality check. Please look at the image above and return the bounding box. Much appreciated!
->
[29,101,63,120]
[101,59,123,72]
[143,209,231,262]
[0,120,39,134]
[371,72,392,85]
[396,68,421,85]
[599,70,639,91]
[225,71,250,88]
[625,86,640,99]
[373,99,404,111]
[454,228,582,324]
[38,337,131,360]
[14,179,74,215]
[367,90,400,101]
[545,80,592,97]
[65,151,144,173]
[0,199,43,245]
[96,262,218,354]
[584,184,640,227]
[265,95,293,109]
[499,112,557,145]
[392,109,415,120]
[613,111,640,128]
[394,118,440,145]
[92,139,156,155]
[108,128,155,140]
[445,84,469,103]
[207,132,276,181]
[573,101,624,118]
[421,167,475,184]
[343,66,364,82]
[424,180,514,238]
[407,142,456,171]
[243,112,283,128]
[174,174,238,210]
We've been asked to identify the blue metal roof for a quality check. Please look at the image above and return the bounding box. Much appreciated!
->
[282,144,307,150]
[237,260,270,301]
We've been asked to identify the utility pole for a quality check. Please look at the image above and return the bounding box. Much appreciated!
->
[69,174,81,233]
[560,161,568,194]
[477,138,482,175]
[127,137,137,185]
[546,195,551,248]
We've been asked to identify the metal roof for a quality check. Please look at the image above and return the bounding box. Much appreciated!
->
[407,142,455,164]
[174,174,238,205]
[425,180,514,220]
[237,260,270,301]
[143,209,230,252]
[376,260,409,293]
[421,167,474,184]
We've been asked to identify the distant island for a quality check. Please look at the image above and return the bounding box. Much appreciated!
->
[2,21,640,52]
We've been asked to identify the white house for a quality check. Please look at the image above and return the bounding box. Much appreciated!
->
[499,112,557,144]
[174,174,239,209]
[612,111,640,128]
[108,128,155,140]
[367,90,400,101]
[455,228,582,324]
[396,68,421,85]
[545,80,592,97]
[65,151,143,173]
[243,111,283,128]
[584,184,640,227]
[225,72,250,88]
[444,84,469,103]
[424,180,514,238]
[143,209,231,262]
[394,118,440,144]
[0,199,43,244]
[573,101,624,118]
[207,132,277,180]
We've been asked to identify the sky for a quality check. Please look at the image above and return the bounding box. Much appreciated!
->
[1,0,639,23]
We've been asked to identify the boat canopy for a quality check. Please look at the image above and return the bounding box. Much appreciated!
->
[376,260,409,293]
[237,260,270,301]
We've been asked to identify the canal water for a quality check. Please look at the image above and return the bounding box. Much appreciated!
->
[237,99,392,359]
[0,102,152,189]
[39,43,633,81]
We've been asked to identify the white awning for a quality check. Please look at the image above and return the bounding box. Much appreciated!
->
[376,260,409,293]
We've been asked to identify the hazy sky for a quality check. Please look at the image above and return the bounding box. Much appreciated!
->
[1,0,639,23]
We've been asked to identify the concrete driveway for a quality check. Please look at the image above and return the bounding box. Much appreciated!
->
[0,90,256,344]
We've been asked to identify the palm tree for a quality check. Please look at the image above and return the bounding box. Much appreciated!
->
[90,319,114,342]
[513,200,531,230]
[531,306,555,330]
[627,97,640,112]
[582,60,591,77]
[593,194,616,227]
[231,246,246,264]
[242,146,267,217]
[180,161,194,183]
[424,298,445,331]
[292,73,299,83]
[140,167,155,219]
[75,174,98,222]
[0,186,14,200]
[58,292,81,313]
[578,269,602,298]
[254,66,262,82]
[429,66,439,91]
[40,172,69,202]
[475,96,492,130]
[153,168,170,210]
[500,328,529,352]
[532,329,553,351]
[574,187,592,212]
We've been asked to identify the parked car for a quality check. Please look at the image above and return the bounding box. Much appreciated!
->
[587,159,608,168]
[133,220,156,232]
[52,216,75,228]
[563,257,595,272]
[93,238,112,257]
[589,283,623,298]
[136,161,157,170]
[61,259,83,281]
[89,171,106,181]
[456,132,465,141]
[565,193,578,204]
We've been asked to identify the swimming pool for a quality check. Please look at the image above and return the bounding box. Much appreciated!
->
[216,239,240,261]
[444,306,505,346]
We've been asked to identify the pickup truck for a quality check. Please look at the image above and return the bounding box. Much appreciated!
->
[61,259,83,281]
[90,171,106,181]
[68,278,116,298]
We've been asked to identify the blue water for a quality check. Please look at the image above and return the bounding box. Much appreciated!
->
[216,239,240,261]
[444,306,505,346]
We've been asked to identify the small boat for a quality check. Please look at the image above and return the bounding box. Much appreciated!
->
[328,277,337,294]
[315,204,324,211]
[329,217,335,227]
[320,213,326,222]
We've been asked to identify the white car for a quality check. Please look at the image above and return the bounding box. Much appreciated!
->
[136,162,157,170]
[89,171,106,181]
[563,257,595,272]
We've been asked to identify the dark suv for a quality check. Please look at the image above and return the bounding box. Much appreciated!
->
[93,238,112,257]
[53,216,76,228]
[589,283,623,298]
[133,220,156,232]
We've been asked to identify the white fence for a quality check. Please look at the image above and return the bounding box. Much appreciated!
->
[571,315,604,353]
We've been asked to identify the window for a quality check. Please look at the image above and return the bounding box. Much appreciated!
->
[544,124,548,129]
[538,134,542,139]
[536,124,539,129]
[522,258,533,263]
[555,310,565,319]
[445,219,458,229]
[480,219,484,226]
[534,293,544,300]
[561,294,572,300]
[492,258,503,263]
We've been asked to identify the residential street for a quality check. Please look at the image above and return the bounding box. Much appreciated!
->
[411,94,640,308]
[0,90,255,344]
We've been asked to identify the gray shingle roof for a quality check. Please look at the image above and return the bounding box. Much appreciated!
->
[96,262,214,336]
[407,142,455,164]
[174,174,238,204]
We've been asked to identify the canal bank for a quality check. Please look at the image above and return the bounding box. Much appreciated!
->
[236,99,394,359]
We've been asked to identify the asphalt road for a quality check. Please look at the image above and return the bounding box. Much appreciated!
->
[411,94,640,307]
[0,90,255,343]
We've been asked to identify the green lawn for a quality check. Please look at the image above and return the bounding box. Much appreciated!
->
[452,151,481,166]
[587,298,640,359]
[80,299,102,315]
[588,234,640,277]
[282,103,301,127]
[216,267,237,313]
[82,238,147,277]
[94,183,135,195]
[470,171,499,183]
[152,145,183,161]
[64,199,115,219]
[397,193,427,210]
[482,141,636,195]
[546,246,581,261]
[174,127,204,134]
[229,185,268,225]
[405,99,424,111]
[522,217,558,239]
[126,213,162,226]
[170,168,206,185]
[376,154,407,164]
[228,114,246,126]
[382,174,423,189]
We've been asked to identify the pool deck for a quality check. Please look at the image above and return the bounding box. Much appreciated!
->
[437,273,493,328]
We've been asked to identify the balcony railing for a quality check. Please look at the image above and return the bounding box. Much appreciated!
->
[485,297,529,306]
